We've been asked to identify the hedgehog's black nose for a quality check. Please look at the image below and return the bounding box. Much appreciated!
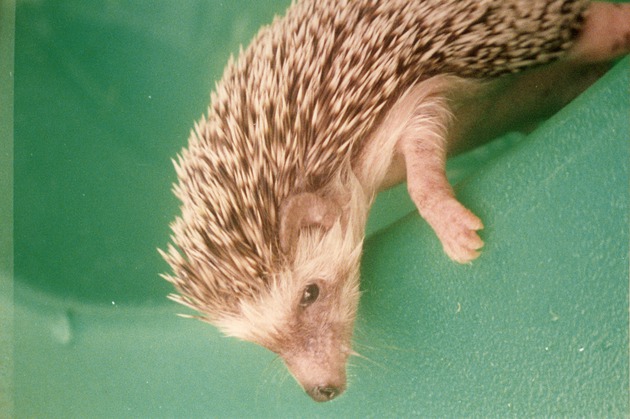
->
[308,385,342,402]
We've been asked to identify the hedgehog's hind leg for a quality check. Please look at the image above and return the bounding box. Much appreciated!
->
[397,76,484,264]
[567,2,630,63]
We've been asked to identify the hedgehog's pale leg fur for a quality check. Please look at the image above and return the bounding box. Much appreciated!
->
[355,75,485,263]
[355,90,489,264]
[397,77,484,264]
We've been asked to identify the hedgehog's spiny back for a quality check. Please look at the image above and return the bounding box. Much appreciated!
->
[163,0,588,320]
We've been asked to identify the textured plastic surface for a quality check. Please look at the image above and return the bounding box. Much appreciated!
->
[8,1,629,417]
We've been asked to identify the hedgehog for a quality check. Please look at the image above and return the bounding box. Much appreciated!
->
[160,0,630,402]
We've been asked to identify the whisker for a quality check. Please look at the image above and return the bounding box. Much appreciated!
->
[256,354,290,405]
[350,349,389,371]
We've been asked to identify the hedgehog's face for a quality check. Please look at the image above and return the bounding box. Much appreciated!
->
[268,209,363,402]
[274,188,367,401]
[216,187,367,402]
[271,190,365,401]
[219,225,362,402]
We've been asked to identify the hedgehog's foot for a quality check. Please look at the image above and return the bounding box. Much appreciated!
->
[396,77,484,263]
[403,159,485,264]
[418,195,484,263]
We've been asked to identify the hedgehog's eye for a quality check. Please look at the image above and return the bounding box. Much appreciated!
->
[299,283,319,307]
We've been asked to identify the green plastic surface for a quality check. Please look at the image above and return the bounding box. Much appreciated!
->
[5,1,629,417]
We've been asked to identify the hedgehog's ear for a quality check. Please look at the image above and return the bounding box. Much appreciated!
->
[279,192,342,253]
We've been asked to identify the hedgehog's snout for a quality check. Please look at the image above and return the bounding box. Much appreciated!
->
[307,384,345,402]
[284,355,348,402]
[295,366,347,402]
[282,340,349,402]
